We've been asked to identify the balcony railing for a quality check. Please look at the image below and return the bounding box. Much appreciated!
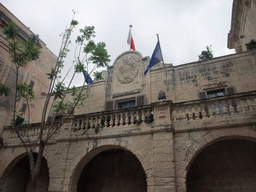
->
[2,91,256,145]
[71,105,154,135]
[3,123,59,145]
[172,91,256,122]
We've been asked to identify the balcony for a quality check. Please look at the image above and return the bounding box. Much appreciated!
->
[2,91,256,146]
[172,91,256,132]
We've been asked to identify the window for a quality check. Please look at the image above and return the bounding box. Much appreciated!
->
[198,87,235,99]
[117,100,135,109]
[199,87,235,116]
[207,89,225,98]
[105,95,146,111]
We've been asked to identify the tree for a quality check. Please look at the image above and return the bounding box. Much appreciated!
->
[2,12,110,190]
[93,71,103,81]
[198,45,213,61]
[245,39,256,51]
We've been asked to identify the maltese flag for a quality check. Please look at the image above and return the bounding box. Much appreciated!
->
[127,25,135,50]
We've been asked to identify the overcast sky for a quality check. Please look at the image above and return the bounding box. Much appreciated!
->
[1,0,235,86]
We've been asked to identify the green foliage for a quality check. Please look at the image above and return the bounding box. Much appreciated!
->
[17,82,34,101]
[198,46,213,61]
[22,40,41,61]
[76,26,95,42]
[245,39,256,51]
[53,101,68,113]
[93,71,103,81]
[31,34,40,45]
[4,22,40,67]
[71,20,79,26]
[3,21,18,39]
[68,88,87,108]
[4,22,41,67]
[145,114,154,123]
[0,83,11,96]
[53,82,65,100]
[90,42,110,67]
[74,62,85,73]
[72,92,86,108]
[15,115,25,126]
[46,68,56,79]
[68,86,77,96]
[83,40,96,53]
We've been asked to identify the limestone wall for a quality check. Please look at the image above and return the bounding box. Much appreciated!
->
[0,3,57,130]
[149,51,256,103]
[228,0,256,52]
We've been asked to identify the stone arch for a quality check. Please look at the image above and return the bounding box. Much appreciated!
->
[0,152,28,186]
[185,128,256,170]
[0,152,49,192]
[185,128,256,191]
[68,144,148,191]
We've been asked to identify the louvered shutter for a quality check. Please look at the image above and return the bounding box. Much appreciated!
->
[225,87,235,95]
[198,91,207,99]
[137,95,145,106]
[105,101,114,111]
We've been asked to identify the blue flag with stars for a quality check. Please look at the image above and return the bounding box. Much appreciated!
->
[144,40,163,75]
[83,71,93,84]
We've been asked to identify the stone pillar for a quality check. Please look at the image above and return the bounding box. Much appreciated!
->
[153,100,173,124]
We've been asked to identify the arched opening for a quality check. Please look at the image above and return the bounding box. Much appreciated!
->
[1,153,49,192]
[187,139,256,191]
[77,148,147,192]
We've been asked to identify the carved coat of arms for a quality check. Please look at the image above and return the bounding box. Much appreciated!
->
[116,55,140,84]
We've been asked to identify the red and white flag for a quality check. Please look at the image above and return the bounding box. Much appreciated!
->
[127,26,135,50]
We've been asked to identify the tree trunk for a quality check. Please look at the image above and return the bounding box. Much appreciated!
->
[27,141,45,189]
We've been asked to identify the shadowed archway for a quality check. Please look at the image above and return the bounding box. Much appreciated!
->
[77,148,147,192]
[0,153,49,192]
[187,138,256,191]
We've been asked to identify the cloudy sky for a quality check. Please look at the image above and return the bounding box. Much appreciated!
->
[1,0,235,86]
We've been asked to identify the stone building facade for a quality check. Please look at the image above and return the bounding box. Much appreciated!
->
[228,0,256,52]
[0,49,256,192]
[1,1,256,192]
[0,3,57,133]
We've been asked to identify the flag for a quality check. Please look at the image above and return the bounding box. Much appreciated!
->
[83,71,93,84]
[127,26,135,50]
[144,40,163,75]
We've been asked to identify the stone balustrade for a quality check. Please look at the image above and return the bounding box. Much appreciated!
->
[3,123,58,145]
[2,91,256,145]
[172,91,256,122]
[71,105,154,134]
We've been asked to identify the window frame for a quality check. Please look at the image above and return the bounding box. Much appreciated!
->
[198,87,235,99]
[116,98,136,109]
[105,94,146,111]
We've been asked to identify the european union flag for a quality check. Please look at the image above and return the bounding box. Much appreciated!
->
[83,71,93,84]
[144,40,163,75]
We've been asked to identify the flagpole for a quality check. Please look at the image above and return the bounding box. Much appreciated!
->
[128,25,132,50]
[156,34,169,91]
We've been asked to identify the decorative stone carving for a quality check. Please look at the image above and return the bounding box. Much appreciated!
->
[116,55,140,84]
[158,90,166,100]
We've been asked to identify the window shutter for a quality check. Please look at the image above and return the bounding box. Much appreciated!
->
[198,91,207,99]
[226,87,235,95]
[105,101,114,111]
[137,95,145,106]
